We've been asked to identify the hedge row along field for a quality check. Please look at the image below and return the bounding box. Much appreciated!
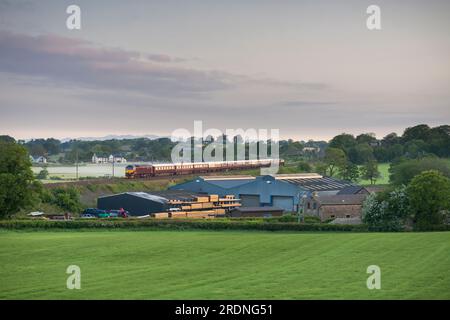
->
[1,219,449,232]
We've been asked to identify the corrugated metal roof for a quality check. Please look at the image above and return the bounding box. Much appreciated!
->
[273,173,323,179]
[124,192,168,203]
[99,191,207,203]
[277,176,356,191]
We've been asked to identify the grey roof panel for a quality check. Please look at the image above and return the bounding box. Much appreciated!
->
[337,186,365,195]
[277,176,356,191]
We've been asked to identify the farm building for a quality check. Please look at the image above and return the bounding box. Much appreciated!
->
[97,192,168,216]
[303,193,367,221]
[229,207,284,218]
[170,173,359,212]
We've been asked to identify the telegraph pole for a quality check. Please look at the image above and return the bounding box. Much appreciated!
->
[75,145,79,180]
[112,156,115,178]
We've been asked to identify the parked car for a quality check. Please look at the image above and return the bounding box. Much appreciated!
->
[108,209,129,218]
[82,208,108,217]
[97,212,110,218]
[80,213,96,219]
[108,211,119,218]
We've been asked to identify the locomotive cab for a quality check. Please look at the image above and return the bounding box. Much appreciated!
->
[125,165,136,178]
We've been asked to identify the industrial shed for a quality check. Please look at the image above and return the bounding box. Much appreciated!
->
[97,192,168,216]
[170,173,360,212]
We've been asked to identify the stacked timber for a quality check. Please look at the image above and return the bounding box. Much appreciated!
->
[153,212,169,219]
[195,196,210,203]
[170,211,187,218]
[154,193,241,219]
[209,194,219,202]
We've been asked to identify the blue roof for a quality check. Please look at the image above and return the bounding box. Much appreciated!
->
[204,179,255,189]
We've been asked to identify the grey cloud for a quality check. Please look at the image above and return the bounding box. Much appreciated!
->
[146,53,186,63]
[0,31,234,98]
[279,100,337,107]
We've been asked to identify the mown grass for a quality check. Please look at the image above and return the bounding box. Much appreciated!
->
[0,230,449,299]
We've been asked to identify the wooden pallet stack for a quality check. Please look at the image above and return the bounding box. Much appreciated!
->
[152,194,240,219]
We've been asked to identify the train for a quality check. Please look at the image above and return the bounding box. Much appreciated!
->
[125,159,284,179]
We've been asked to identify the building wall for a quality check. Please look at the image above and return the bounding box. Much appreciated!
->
[234,176,303,211]
[319,205,362,221]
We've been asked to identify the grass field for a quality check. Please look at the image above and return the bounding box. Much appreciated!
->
[1,230,449,299]
[358,163,390,185]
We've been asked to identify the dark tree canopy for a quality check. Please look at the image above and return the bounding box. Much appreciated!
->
[389,157,450,186]
[407,170,450,227]
[0,141,41,218]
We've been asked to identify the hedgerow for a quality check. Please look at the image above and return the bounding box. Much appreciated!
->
[0,219,370,232]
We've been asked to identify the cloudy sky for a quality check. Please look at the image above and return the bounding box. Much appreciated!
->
[0,0,449,141]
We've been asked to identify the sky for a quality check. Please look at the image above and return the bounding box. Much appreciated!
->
[0,0,449,141]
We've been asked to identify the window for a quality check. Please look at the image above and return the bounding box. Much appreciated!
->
[313,203,317,210]
[330,215,336,219]
[346,214,351,218]
[307,202,311,209]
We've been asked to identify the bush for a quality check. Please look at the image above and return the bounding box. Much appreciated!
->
[41,187,82,213]
[362,186,410,231]
[407,170,450,228]
[36,168,49,180]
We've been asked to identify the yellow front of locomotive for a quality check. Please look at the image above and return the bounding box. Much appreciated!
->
[125,165,136,178]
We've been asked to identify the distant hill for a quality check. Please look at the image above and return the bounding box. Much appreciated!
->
[60,134,163,142]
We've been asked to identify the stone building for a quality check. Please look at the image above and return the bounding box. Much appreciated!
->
[304,193,367,221]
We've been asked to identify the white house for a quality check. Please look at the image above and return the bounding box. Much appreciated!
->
[92,153,127,164]
[30,155,47,164]
[110,155,127,163]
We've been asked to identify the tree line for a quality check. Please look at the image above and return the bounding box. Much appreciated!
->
[8,124,448,165]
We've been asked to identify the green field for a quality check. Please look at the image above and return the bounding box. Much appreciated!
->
[1,230,449,299]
